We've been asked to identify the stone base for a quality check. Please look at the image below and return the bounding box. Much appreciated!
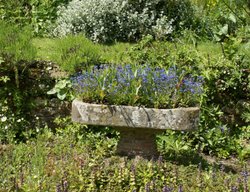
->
[115,127,163,159]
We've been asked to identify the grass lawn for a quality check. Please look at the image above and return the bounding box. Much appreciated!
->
[33,38,59,61]
[33,37,133,66]
[33,36,225,67]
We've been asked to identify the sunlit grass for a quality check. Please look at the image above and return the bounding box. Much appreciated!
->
[32,38,58,61]
[32,36,223,63]
[100,42,133,64]
[32,35,249,73]
[33,37,133,65]
[196,41,222,57]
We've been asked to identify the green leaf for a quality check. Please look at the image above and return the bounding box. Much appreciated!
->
[182,145,189,150]
[55,80,68,89]
[214,34,221,42]
[47,88,57,95]
[57,92,66,100]
[0,56,4,64]
[220,24,228,35]
[228,13,236,23]
[208,139,213,146]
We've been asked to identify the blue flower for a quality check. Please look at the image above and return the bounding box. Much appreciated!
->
[72,64,204,107]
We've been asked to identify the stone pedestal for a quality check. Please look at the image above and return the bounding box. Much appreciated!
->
[72,99,200,158]
[115,127,163,158]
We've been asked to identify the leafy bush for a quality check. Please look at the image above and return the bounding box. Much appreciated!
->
[0,21,37,99]
[72,64,203,108]
[0,0,70,35]
[0,22,36,65]
[192,0,250,40]
[0,22,68,143]
[52,0,195,43]
[193,48,249,157]
[51,34,103,73]
[128,35,203,70]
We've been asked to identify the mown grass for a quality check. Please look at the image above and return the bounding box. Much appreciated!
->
[33,36,224,65]
[33,38,59,61]
[33,33,250,76]
[33,37,133,66]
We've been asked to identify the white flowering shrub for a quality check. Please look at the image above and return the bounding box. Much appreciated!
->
[153,16,174,40]
[52,0,194,43]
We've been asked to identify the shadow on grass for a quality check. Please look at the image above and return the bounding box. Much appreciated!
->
[160,149,238,173]
[160,149,208,167]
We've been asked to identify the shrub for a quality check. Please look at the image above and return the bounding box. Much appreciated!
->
[0,21,37,93]
[0,22,64,143]
[51,34,103,73]
[192,0,250,40]
[0,0,70,35]
[52,0,195,43]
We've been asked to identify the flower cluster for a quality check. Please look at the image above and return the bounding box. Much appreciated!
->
[72,64,203,108]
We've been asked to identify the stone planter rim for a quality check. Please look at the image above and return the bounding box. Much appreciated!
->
[72,99,200,131]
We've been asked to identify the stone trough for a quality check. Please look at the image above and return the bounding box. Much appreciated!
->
[72,99,200,158]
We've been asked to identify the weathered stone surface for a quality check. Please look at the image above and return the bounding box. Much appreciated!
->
[72,100,200,131]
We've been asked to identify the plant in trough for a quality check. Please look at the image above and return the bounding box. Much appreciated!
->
[71,64,203,108]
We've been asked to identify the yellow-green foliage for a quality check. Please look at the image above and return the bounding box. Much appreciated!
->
[51,34,103,73]
[0,21,36,63]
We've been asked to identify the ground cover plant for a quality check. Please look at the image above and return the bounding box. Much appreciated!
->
[0,0,250,191]
[0,121,249,191]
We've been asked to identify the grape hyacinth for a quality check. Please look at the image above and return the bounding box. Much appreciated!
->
[71,64,203,108]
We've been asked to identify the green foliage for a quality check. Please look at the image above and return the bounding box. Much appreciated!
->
[192,45,249,158]
[47,79,74,100]
[192,0,250,40]
[0,22,38,143]
[158,131,191,158]
[126,36,249,158]
[0,22,36,65]
[0,122,249,191]
[128,35,203,70]
[52,34,103,73]
[0,0,70,35]
[0,23,71,143]
[52,0,195,43]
